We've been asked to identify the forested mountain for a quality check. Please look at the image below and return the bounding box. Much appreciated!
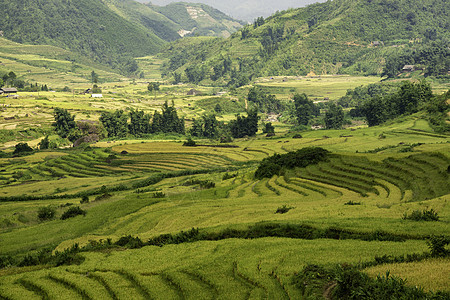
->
[151,2,245,38]
[0,0,168,74]
[0,0,243,74]
[160,0,449,85]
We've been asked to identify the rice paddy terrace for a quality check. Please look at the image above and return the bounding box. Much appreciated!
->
[0,116,449,298]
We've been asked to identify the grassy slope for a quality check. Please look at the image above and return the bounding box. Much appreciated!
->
[0,38,123,87]
[0,0,165,68]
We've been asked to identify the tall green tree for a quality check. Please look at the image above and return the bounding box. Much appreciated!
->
[53,108,78,140]
[229,109,259,138]
[324,103,345,129]
[99,110,129,138]
[129,110,151,137]
[293,93,318,126]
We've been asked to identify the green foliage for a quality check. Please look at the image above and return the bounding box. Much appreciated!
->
[80,195,89,204]
[189,114,219,138]
[427,235,450,257]
[262,122,275,136]
[13,142,33,155]
[0,0,164,73]
[183,138,196,146]
[247,87,285,113]
[182,179,215,189]
[293,93,319,126]
[361,80,433,126]
[255,147,330,179]
[222,172,238,180]
[324,103,345,129]
[152,192,166,198]
[275,205,294,214]
[60,206,86,220]
[128,110,151,137]
[100,110,129,138]
[403,209,439,221]
[53,108,79,141]
[228,109,259,138]
[37,206,56,221]
[161,0,450,83]
[38,136,50,150]
[424,90,450,133]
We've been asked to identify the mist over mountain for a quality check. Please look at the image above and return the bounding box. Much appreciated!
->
[142,0,327,21]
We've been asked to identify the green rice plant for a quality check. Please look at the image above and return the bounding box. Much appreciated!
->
[16,278,50,299]
[47,274,89,299]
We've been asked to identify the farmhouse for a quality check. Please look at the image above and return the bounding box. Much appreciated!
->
[1,87,18,94]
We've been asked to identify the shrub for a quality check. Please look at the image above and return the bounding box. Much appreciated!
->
[427,235,450,257]
[344,201,361,205]
[13,143,33,155]
[255,147,330,179]
[275,205,294,214]
[183,138,196,146]
[60,206,86,220]
[80,195,89,204]
[38,206,56,221]
[115,235,143,249]
[152,192,166,198]
[222,172,238,180]
[403,209,439,221]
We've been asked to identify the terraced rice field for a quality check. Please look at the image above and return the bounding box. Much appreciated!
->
[0,115,449,298]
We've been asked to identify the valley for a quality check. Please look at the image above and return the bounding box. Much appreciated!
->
[0,0,449,298]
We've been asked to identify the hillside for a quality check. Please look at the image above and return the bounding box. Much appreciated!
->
[0,38,124,88]
[0,0,244,75]
[159,0,450,85]
[0,0,170,73]
[151,2,245,38]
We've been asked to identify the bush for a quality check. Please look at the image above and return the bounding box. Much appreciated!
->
[255,147,330,179]
[80,195,89,204]
[38,205,56,221]
[403,209,439,221]
[344,201,361,205]
[60,206,86,220]
[222,172,238,180]
[13,143,33,155]
[275,205,294,214]
[183,138,196,146]
[427,235,450,257]
[152,192,166,198]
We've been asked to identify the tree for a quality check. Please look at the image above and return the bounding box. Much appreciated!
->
[99,110,129,138]
[361,96,389,127]
[53,108,77,139]
[38,206,56,221]
[38,136,50,150]
[148,82,160,99]
[129,110,151,137]
[324,103,345,129]
[91,71,98,84]
[293,93,317,126]
[13,143,33,155]
[229,109,259,138]
[262,122,275,136]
